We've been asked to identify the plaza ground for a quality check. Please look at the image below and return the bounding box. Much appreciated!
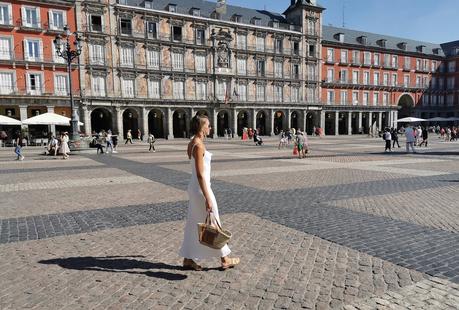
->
[0,135,458,309]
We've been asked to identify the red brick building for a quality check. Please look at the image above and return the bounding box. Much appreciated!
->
[0,0,78,139]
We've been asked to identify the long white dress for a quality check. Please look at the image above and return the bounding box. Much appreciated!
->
[179,149,231,260]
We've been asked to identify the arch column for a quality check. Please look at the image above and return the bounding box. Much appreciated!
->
[167,107,174,139]
[287,109,292,129]
[82,106,90,135]
[252,109,257,131]
[303,110,307,132]
[334,111,339,136]
[347,111,352,135]
[142,107,148,141]
[212,109,218,139]
[378,112,383,131]
[320,110,325,133]
[367,111,373,134]
[269,109,275,136]
[232,109,238,138]
[115,107,123,139]
[358,111,362,134]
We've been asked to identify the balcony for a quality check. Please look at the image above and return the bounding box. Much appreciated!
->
[46,23,66,34]
[89,57,105,66]
[20,20,43,32]
[0,20,14,30]
[0,53,68,66]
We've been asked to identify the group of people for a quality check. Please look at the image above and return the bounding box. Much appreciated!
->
[382,125,429,153]
[93,130,118,154]
[277,128,309,159]
[439,127,458,142]
[46,132,71,159]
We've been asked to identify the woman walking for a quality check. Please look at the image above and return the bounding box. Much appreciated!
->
[125,129,133,144]
[179,115,240,271]
[60,132,70,159]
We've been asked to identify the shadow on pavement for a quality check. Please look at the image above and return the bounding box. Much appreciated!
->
[39,255,188,281]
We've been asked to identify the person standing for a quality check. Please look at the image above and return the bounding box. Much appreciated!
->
[148,133,156,152]
[60,132,70,159]
[383,128,392,152]
[179,114,240,271]
[125,129,133,144]
[296,130,306,159]
[419,127,428,147]
[14,131,24,161]
[137,129,142,141]
[404,125,416,153]
[391,128,400,148]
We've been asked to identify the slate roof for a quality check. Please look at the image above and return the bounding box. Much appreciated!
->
[440,40,459,57]
[323,25,444,57]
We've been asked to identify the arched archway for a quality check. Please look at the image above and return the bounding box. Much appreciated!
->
[195,110,209,117]
[173,109,187,138]
[305,112,318,135]
[256,111,266,135]
[398,94,415,119]
[338,112,346,135]
[290,111,299,130]
[217,111,229,137]
[274,111,284,134]
[325,112,335,135]
[148,109,164,138]
[91,108,113,134]
[237,110,249,136]
[123,108,139,138]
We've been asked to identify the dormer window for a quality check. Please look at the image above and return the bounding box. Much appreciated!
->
[455,47,459,56]
[168,4,177,12]
[416,45,425,53]
[432,48,440,55]
[377,39,386,48]
[232,14,242,23]
[251,17,261,26]
[271,20,279,28]
[398,42,407,50]
[357,36,367,45]
[190,8,200,16]
[211,11,220,20]
[144,0,153,9]
[334,33,344,43]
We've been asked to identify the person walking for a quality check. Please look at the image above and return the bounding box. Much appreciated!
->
[148,133,156,152]
[137,129,142,141]
[296,130,306,159]
[419,127,428,147]
[14,131,24,161]
[391,128,400,148]
[179,114,240,271]
[105,130,113,153]
[95,132,105,154]
[383,128,392,152]
[125,129,133,144]
[60,132,70,159]
[404,125,416,153]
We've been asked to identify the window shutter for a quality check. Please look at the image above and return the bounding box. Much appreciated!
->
[48,10,53,29]
[36,7,40,25]
[23,40,28,61]
[63,11,67,27]
[21,6,25,24]
[39,40,43,61]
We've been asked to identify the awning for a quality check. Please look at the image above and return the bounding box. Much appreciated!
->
[0,115,22,125]
[22,112,83,126]
[396,117,427,123]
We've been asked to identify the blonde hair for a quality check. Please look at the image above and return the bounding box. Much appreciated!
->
[190,114,208,135]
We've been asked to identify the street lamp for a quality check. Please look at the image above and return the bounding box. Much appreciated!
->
[54,25,82,142]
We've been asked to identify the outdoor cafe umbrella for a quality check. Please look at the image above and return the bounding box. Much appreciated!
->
[396,117,427,123]
[0,115,22,125]
[426,117,449,122]
[22,112,83,126]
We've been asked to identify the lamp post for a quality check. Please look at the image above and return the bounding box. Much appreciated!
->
[54,25,82,142]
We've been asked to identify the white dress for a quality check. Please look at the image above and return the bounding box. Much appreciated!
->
[179,148,231,260]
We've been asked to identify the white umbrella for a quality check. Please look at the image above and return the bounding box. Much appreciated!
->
[426,117,449,122]
[22,112,83,126]
[396,117,427,123]
[446,117,459,121]
[0,115,22,125]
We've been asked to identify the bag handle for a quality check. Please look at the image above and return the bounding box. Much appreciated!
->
[205,212,223,231]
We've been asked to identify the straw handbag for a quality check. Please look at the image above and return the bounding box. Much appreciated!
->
[197,213,231,249]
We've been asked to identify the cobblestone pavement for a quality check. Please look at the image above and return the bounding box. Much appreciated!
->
[0,135,458,309]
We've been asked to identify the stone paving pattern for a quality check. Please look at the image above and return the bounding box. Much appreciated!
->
[0,135,458,309]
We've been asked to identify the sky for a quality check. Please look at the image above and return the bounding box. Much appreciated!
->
[224,0,459,44]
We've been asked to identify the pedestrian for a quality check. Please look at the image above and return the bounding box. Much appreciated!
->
[278,130,287,149]
[47,135,59,156]
[391,128,400,148]
[404,125,416,153]
[296,129,306,159]
[137,128,142,141]
[148,133,156,152]
[105,130,113,153]
[112,135,118,153]
[383,128,392,152]
[125,129,133,144]
[96,132,105,154]
[179,114,240,271]
[60,132,70,159]
[416,126,423,146]
[419,127,428,147]
[14,131,24,161]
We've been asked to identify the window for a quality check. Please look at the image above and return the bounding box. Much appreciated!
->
[326,48,334,62]
[373,92,379,106]
[383,93,389,106]
[339,69,347,83]
[439,78,444,89]
[147,21,158,39]
[326,90,334,104]
[274,85,283,102]
[0,3,12,25]
[148,79,160,99]
[191,8,200,17]
[90,15,102,32]
[168,4,176,12]
[363,72,370,85]
[340,49,348,63]
[423,59,429,72]
[293,42,299,55]
[447,94,454,106]
[24,39,42,61]
[256,36,265,52]
[252,18,261,26]
[274,61,283,78]
[237,84,247,101]
[416,59,421,70]
[196,29,205,45]
[352,50,360,64]
[391,73,397,86]
[391,55,398,68]
[374,53,380,66]
[340,90,347,105]
[256,84,265,101]
[49,10,65,30]
[291,87,299,102]
[352,91,359,105]
[363,52,371,65]
[384,54,390,67]
[352,71,359,84]
[416,76,422,87]
[448,61,456,73]
[120,18,132,35]
[0,71,14,94]
[383,73,389,86]
[54,74,68,96]
[237,58,246,75]
[327,69,334,82]
[431,61,437,72]
[196,81,206,100]
[237,34,246,49]
[404,56,410,69]
[275,39,283,53]
[447,77,455,89]
[147,49,159,69]
[431,77,437,89]
[173,80,184,99]
[172,26,182,42]
[292,64,300,79]
[89,43,104,65]
[92,75,106,96]
[0,36,12,60]
[363,92,369,105]
[308,44,315,57]
[306,87,315,102]
[171,51,184,70]
[307,19,316,35]
[216,80,228,100]
[121,78,135,98]
[22,6,40,28]
[195,54,206,72]
[404,75,410,87]
[120,46,134,67]
[26,72,42,95]
[307,64,316,80]
[373,72,380,85]
[256,60,265,76]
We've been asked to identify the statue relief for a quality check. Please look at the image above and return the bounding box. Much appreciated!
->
[217,42,230,68]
